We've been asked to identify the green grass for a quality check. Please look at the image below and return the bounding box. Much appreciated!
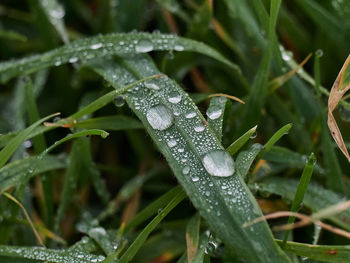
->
[0,0,350,262]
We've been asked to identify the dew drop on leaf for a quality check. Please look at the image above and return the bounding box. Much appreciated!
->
[168,91,182,104]
[194,124,205,132]
[90,43,103,50]
[206,106,223,120]
[182,166,190,175]
[146,104,174,130]
[202,150,235,177]
[113,95,125,107]
[135,39,154,53]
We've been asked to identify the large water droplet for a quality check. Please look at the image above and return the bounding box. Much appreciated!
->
[135,39,154,53]
[201,150,235,177]
[206,106,223,120]
[90,43,103,50]
[167,139,177,147]
[182,166,190,175]
[194,124,205,132]
[185,112,196,119]
[113,95,125,107]
[174,44,184,51]
[168,91,182,104]
[146,104,174,131]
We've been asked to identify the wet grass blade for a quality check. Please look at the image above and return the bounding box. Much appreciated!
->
[0,245,105,263]
[0,155,66,193]
[89,56,291,262]
[277,240,350,263]
[236,143,263,181]
[72,115,143,130]
[0,112,59,169]
[282,153,315,246]
[0,32,240,83]
[206,96,227,142]
[226,125,257,155]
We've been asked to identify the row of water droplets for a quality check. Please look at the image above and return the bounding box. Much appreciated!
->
[0,246,105,263]
[0,33,187,82]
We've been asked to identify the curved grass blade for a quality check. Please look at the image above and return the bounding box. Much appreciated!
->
[277,240,350,263]
[89,56,291,262]
[0,32,240,83]
[256,177,350,231]
[0,155,66,193]
[0,112,59,169]
[282,153,315,246]
[206,96,227,142]
[263,123,292,152]
[226,125,257,155]
[0,245,105,263]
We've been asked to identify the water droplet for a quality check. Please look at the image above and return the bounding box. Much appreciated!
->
[144,82,160,90]
[315,49,323,58]
[282,50,293,61]
[182,166,190,175]
[69,57,78,63]
[192,175,200,182]
[168,91,182,104]
[205,191,210,197]
[113,95,125,107]
[24,140,32,148]
[50,4,65,19]
[90,43,103,50]
[174,44,184,51]
[135,39,154,53]
[178,148,184,152]
[206,106,223,120]
[54,60,61,66]
[194,124,205,132]
[250,131,257,139]
[185,112,196,119]
[146,104,174,130]
[167,139,177,147]
[202,150,235,177]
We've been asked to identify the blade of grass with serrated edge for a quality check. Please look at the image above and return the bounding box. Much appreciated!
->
[88,55,291,262]
[0,32,241,83]
[206,96,227,142]
[103,189,186,263]
[255,177,350,231]
[0,155,66,193]
[0,245,105,263]
[241,0,281,131]
[0,112,59,169]
[186,213,200,263]
[282,153,315,246]
[263,123,292,152]
[276,240,350,263]
[226,125,257,155]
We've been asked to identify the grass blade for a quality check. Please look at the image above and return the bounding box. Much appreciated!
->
[0,112,59,169]
[277,240,350,263]
[206,96,227,142]
[263,123,292,152]
[236,143,263,181]
[72,115,143,130]
[89,56,291,262]
[0,32,240,83]
[226,125,257,155]
[282,153,316,246]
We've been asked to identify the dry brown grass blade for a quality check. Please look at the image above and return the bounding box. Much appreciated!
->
[3,192,45,246]
[328,55,350,162]
[243,211,350,240]
[209,93,245,104]
[270,53,312,92]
